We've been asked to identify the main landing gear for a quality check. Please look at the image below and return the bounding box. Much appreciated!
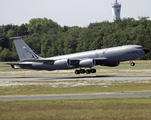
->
[130,61,135,66]
[75,68,96,74]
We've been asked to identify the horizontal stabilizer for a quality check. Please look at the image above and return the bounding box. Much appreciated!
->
[4,63,32,69]
[21,59,55,65]
[5,63,31,65]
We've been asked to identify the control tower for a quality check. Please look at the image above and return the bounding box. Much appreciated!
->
[111,0,121,20]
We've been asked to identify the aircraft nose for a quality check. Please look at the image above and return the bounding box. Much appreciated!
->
[143,48,150,54]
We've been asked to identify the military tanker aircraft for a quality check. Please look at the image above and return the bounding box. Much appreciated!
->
[6,36,150,74]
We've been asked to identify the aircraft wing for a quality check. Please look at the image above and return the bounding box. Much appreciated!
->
[5,57,107,69]
[21,57,107,65]
[21,59,79,65]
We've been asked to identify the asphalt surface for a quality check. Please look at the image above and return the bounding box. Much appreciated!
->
[0,75,151,101]
[0,93,151,101]
[0,75,151,81]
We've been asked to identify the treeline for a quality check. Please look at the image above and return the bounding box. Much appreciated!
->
[0,18,151,61]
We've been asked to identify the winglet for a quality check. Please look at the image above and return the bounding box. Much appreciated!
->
[10,35,28,40]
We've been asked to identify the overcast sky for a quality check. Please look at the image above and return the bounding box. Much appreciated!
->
[0,0,151,27]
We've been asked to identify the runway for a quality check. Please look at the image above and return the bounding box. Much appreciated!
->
[0,93,151,101]
[0,75,151,101]
[0,75,151,81]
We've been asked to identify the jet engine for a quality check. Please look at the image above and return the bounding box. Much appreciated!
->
[79,59,96,67]
[53,59,71,67]
[102,62,120,67]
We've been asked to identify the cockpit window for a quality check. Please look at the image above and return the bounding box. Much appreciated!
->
[136,47,143,49]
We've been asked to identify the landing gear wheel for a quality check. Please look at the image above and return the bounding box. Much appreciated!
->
[75,70,80,74]
[86,70,91,74]
[91,69,96,73]
[75,68,96,74]
[130,62,135,66]
[80,69,86,74]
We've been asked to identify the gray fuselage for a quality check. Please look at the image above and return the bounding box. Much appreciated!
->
[22,45,146,71]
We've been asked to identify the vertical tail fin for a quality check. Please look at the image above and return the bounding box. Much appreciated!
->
[10,36,41,61]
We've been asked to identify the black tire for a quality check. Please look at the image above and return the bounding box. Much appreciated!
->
[80,69,86,74]
[75,70,80,74]
[91,69,96,73]
[86,70,91,74]
[131,62,135,66]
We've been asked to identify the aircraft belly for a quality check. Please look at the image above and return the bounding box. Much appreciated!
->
[31,64,74,71]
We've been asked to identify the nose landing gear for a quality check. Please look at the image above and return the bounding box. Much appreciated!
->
[130,61,135,66]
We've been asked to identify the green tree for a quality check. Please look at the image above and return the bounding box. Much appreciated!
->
[28,18,60,34]
[0,48,18,61]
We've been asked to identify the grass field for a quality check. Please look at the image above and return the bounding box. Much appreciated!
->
[0,80,151,96]
[0,61,151,120]
[0,98,151,120]
[0,61,151,96]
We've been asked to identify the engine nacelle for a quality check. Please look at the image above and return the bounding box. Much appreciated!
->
[53,59,71,67]
[101,62,120,67]
[79,59,96,67]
